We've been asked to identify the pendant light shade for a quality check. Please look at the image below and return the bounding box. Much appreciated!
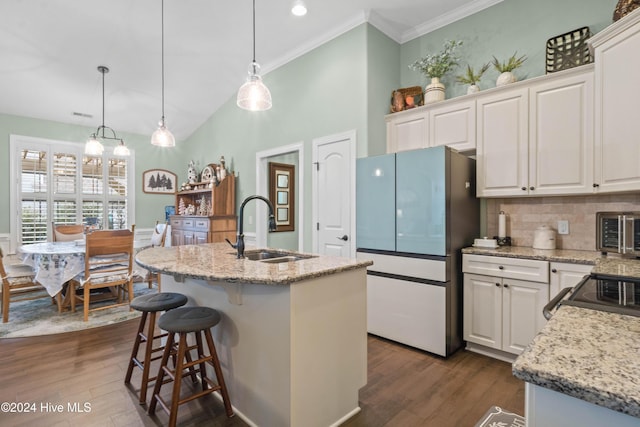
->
[151,0,175,147]
[237,61,272,111]
[85,65,129,156]
[85,134,104,156]
[237,0,272,111]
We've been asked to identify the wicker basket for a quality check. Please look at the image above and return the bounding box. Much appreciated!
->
[390,86,424,113]
[545,27,592,74]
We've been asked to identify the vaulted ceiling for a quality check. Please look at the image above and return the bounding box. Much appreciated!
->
[0,0,501,141]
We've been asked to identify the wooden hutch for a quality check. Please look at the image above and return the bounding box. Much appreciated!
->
[170,172,236,246]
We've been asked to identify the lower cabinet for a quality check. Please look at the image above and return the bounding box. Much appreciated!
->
[170,215,236,246]
[549,262,593,297]
[464,273,548,355]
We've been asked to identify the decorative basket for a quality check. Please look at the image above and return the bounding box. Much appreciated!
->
[545,27,592,74]
[614,0,640,21]
[390,86,424,113]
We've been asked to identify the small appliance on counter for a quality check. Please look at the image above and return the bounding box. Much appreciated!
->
[596,211,640,256]
[533,225,556,250]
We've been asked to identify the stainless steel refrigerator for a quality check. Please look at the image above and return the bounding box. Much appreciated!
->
[356,145,479,357]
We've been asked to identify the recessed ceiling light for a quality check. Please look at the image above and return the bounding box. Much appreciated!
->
[291,0,307,16]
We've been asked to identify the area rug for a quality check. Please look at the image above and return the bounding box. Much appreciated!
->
[475,406,525,427]
[0,282,156,338]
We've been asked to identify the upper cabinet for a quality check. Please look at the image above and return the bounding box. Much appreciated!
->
[386,99,475,153]
[589,9,640,193]
[476,66,594,197]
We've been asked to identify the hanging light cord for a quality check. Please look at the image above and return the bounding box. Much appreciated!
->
[161,0,166,121]
[252,0,256,64]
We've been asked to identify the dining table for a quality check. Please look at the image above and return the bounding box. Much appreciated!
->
[18,239,149,304]
[18,241,86,299]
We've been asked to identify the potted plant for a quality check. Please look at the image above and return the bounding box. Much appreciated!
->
[492,52,527,86]
[409,40,463,103]
[456,63,490,94]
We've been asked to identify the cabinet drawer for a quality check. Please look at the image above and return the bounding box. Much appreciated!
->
[463,254,549,283]
[170,218,183,228]
[357,252,447,282]
[182,219,195,228]
[194,219,210,230]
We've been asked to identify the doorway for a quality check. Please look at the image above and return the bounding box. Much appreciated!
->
[255,142,304,251]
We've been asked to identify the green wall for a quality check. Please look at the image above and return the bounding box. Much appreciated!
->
[0,113,184,231]
[402,0,618,98]
[0,0,619,245]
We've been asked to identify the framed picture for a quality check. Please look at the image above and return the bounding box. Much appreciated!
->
[269,162,295,232]
[143,169,177,194]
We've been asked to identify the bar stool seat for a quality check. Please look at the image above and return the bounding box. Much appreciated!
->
[149,306,233,426]
[125,292,188,405]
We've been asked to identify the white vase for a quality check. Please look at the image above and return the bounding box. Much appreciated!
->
[425,77,445,104]
[496,71,517,87]
[467,84,480,94]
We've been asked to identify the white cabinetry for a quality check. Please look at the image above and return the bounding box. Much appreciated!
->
[549,262,593,297]
[476,87,529,197]
[476,67,594,197]
[386,100,476,153]
[429,99,476,152]
[590,9,640,193]
[385,108,428,152]
[528,70,594,195]
[463,254,549,358]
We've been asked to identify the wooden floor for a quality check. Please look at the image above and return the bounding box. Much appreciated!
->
[0,320,523,427]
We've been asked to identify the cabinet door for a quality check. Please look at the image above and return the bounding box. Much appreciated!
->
[429,99,476,152]
[182,231,196,245]
[502,278,549,354]
[593,17,640,193]
[529,69,594,195]
[356,154,396,251]
[476,87,529,197]
[396,147,446,255]
[464,273,502,350]
[171,229,184,246]
[194,232,208,244]
[549,262,593,297]
[385,108,428,153]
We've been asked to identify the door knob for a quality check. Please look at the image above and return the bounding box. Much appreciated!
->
[337,235,349,241]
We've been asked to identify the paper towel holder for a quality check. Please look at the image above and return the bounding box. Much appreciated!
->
[493,236,512,246]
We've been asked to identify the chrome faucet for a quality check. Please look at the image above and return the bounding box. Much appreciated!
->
[226,195,276,258]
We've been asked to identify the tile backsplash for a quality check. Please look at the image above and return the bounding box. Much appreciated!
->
[485,194,640,250]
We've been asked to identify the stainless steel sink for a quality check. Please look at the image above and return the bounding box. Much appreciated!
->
[243,250,315,263]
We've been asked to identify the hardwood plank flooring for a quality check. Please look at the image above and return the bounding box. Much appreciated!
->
[0,320,523,426]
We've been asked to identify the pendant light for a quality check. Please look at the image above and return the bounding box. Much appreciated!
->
[151,0,175,147]
[237,0,272,111]
[85,65,129,156]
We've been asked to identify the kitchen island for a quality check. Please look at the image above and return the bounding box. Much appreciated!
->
[135,243,371,427]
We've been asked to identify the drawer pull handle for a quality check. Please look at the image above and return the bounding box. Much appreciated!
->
[498,265,504,270]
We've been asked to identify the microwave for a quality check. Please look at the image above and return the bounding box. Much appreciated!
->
[596,212,640,256]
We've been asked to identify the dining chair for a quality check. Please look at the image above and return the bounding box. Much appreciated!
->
[0,248,55,323]
[52,222,85,242]
[69,228,135,322]
[147,221,168,291]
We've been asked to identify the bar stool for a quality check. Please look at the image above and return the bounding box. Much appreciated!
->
[148,306,233,426]
[124,292,188,405]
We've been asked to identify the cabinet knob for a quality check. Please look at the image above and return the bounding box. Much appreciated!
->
[498,265,504,270]
[496,283,501,287]
[504,284,509,288]
[521,187,527,191]
[551,268,557,273]
[529,186,535,191]
[593,183,600,188]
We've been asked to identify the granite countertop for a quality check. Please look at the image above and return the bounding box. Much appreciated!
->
[513,305,640,418]
[135,242,372,285]
[462,246,640,280]
[461,246,602,264]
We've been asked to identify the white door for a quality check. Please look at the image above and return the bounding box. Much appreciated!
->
[312,131,355,257]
